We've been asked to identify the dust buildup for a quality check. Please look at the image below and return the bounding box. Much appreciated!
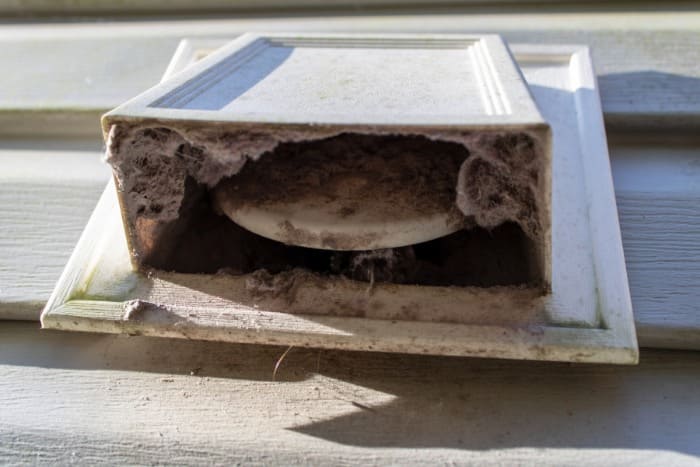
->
[456,133,542,239]
[215,133,469,222]
[243,223,536,287]
[142,184,536,287]
[245,269,301,301]
[105,123,546,288]
[105,124,317,224]
[336,247,418,284]
[106,126,188,222]
[327,222,536,287]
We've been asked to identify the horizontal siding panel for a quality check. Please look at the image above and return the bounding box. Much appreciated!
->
[1,13,699,133]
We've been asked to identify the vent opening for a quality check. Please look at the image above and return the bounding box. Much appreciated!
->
[137,133,541,288]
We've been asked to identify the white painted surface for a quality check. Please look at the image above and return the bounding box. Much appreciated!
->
[1,0,684,16]
[2,14,700,131]
[174,46,491,115]
[611,146,700,194]
[109,34,542,127]
[610,145,700,349]
[0,322,698,465]
[0,140,110,318]
[185,45,507,121]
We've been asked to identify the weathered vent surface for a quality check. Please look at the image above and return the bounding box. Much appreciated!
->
[41,37,639,364]
[106,124,549,289]
[101,33,551,296]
